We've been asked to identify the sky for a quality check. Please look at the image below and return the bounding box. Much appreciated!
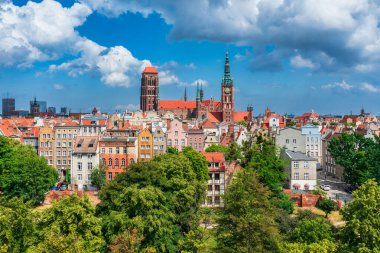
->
[1,0,380,115]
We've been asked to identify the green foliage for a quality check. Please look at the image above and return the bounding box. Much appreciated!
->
[0,198,37,253]
[108,228,144,253]
[275,192,295,214]
[205,144,228,154]
[288,217,333,244]
[166,146,179,154]
[0,136,58,205]
[216,170,281,253]
[97,152,208,252]
[237,120,248,127]
[282,239,337,253]
[328,133,380,186]
[286,121,296,127]
[340,179,380,252]
[317,198,336,218]
[31,194,105,252]
[91,165,107,190]
[225,142,242,161]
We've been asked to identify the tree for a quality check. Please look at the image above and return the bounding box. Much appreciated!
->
[0,136,58,205]
[225,142,242,161]
[205,144,228,154]
[328,133,380,186]
[216,169,281,253]
[317,198,336,218]
[91,165,106,190]
[30,194,105,252]
[340,179,380,252]
[0,198,37,253]
[282,239,337,253]
[288,217,333,244]
[109,228,144,253]
[97,152,208,252]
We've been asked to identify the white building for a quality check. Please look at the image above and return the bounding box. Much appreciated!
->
[302,125,322,164]
[283,150,318,191]
[71,136,99,190]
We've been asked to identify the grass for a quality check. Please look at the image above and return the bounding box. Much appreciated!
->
[297,206,344,227]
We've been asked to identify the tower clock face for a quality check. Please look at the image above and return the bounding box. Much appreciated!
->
[224,87,231,94]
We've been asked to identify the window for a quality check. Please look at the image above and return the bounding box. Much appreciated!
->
[214,196,221,204]
[115,158,119,166]
[101,148,105,154]
[208,185,213,191]
[123,147,127,154]
[68,142,72,147]
[293,161,299,168]
[174,139,178,146]
[293,139,297,144]
[215,162,220,168]
[77,154,82,159]
[78,162,82,171]
[87,174,91,180]
[88,162,93,170]
[154,137,158,142]
[57,160,61,165]
[286,139,289,144]
[181,139,185,146]
[56,142,61,147]
[141,145,145,150]
[146,154,151,159]
[140,154,145,158]
[40,151,44,156]
[294,172,299,180]
[175,131,178,136]
[194,143,197,149]
[109,148,113,154]
[68,134,72,139]
[214,173,220,180]
[40,142,44,147]
[87,154,93,159]
[57,151,61,157]
[78,174,82,181]
[102,159,106,165]
[62,151,67,157]
[154,145,158,150]
[49,151,53,156]
[108,158,112,166]
[49,160,52,165]
[304,173,309,180]
[304,161,309,168]
[63,160,67,165]
[215,185,220,191]
[168,140,172,146]
[68,160,71,165]
[62,142,66,147]
[63,134,66,139]
[43,134,46,139]
[116,147,120,154]
[160,145,164,150]
[159,137,163,141]
[146,145,150,150]
[122,159,126,166]
[68,151,72,157]
[45,151,49,156]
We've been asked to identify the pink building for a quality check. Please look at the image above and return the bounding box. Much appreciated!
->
[166,118,188,151]
[187,127,205,152]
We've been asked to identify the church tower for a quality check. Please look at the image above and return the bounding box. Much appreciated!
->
[140,66,159,112]
[221,50,234,122]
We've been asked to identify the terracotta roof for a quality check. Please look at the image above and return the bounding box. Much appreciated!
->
[233,111,250,122]
[207,112,223,123]
[0,120,21,137]
[202,152,225,163]
[73,136,98,153]
[202,119,217,129]
[203,100,221,107]
[143,66,158,74]
[159,100,197,109]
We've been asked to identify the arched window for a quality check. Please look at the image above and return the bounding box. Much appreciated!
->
[102,159,106,165]
[115,158,119,166]
[130,158,135,164]
[108,158,112,166]
[122,159,126,166]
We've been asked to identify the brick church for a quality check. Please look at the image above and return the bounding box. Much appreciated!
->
[140,51,252,123]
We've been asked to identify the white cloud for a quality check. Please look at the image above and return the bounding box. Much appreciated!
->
[322,80,353,90]
[81,0,380,73]
[53,83,64,90]
[290,55,315,69]
[360,82,380,93]
[189,79,208,87]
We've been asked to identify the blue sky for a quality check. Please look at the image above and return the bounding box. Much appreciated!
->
[1,0,380,115]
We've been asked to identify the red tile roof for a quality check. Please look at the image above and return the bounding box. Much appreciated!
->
[143,66,158,74]
[233,111,250,122]
[159,100,197,109]
[202,152,225,163]
[207,112,223,123]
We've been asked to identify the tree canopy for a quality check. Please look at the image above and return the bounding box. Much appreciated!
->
[0,136,58,205]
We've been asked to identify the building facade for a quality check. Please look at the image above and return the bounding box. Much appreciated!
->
[2,98,15,117]
[153,126,166,157]
[166,118,188,151]
[140,66,159,112]
[203,152,225,208]
[138,128,153,161]
[187,128,205,152]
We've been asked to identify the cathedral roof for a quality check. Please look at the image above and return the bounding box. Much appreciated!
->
[159,100,197,109]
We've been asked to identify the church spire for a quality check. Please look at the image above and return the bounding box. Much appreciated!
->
[196,82,200,101]
[184,87,187,101]
[222,49,232,86]
[200,82,204,102]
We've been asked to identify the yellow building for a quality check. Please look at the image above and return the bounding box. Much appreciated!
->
[138,128,153,162]
[38,124,55,167]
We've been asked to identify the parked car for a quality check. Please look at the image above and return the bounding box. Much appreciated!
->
[51,186,59,191]
[320,185,331,191]
[60,185,68,191]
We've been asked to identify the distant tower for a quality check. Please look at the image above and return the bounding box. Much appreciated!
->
[2,97,15,117]
[140,66,159,112]
[31,97,40,116]
[184,88,187,101]
[200,83,204,102]
[196,82,201,119]
[247,104,253,122]
[221,50,234,122]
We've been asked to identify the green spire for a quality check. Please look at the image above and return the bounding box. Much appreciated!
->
[196,82,200,101]
[222,49,233,86]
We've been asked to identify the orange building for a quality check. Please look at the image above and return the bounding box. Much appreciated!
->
[99,137,132,181]
[138,128,153,161]
[38,124,55,167]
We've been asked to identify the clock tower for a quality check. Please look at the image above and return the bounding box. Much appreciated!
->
[221,50,234,122]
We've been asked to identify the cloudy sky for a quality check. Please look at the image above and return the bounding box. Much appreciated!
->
[1,0,380,115]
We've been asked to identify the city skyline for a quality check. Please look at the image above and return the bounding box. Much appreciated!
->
[1,0,380,115]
